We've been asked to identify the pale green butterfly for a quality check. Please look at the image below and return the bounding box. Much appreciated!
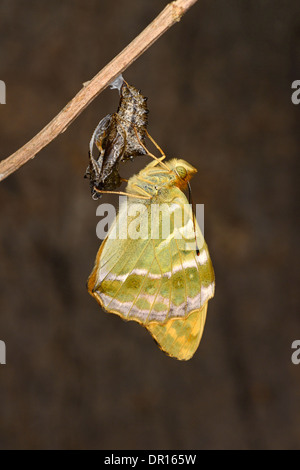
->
[88,155,215,360]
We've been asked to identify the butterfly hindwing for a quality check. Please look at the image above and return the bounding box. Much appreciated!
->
[147,303,208,361]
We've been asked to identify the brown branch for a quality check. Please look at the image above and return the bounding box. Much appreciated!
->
[0,0,198,183]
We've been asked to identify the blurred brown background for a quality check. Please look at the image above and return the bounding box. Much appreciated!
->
[0,0,299,450]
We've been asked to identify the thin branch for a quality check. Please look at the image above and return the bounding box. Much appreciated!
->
[0,0,198,183]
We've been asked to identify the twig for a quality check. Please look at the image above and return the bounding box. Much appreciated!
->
[0,0,198,183]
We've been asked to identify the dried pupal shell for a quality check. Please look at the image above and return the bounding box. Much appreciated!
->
[85,75,149,199]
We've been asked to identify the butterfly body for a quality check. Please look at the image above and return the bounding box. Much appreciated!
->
[88,159,215,360]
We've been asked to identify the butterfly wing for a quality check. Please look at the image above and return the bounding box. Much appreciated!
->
[147,304,208,361]
[88,188,215,360]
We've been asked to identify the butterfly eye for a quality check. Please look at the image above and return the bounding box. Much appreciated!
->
[175,165,187,179]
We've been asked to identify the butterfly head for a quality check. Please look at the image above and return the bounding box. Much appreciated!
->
[125,158,197,198]
[166,159,197,190]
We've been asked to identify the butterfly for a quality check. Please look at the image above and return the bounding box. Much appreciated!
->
[85,75,149,199]
[87,152,215,360]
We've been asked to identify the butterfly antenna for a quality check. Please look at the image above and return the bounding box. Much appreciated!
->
[188,182,200,256]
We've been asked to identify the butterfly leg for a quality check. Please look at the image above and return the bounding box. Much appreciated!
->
[133,127,170,171]
[145,130,166,161]
[93,186,151,200]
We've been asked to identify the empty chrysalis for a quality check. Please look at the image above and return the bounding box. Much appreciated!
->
[85,75,149,199]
